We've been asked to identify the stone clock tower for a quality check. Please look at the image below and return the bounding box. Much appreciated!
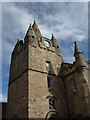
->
[6,20,68,119]
[6,20,90,119]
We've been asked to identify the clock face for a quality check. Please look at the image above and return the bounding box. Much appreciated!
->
[44,40,50,48]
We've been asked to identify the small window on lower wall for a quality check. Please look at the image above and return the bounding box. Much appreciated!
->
[49,98,55,109]
[47,77,52,90]
[46,61,50,72]
[72,80,77,92]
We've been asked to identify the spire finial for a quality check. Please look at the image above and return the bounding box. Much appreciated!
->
[51,34,55,40]
[74,41,77,44]
[34,19,36,24]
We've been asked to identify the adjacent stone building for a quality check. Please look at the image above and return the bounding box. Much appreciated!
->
[6,20,90,119]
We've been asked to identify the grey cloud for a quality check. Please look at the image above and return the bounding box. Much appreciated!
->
[2,3,34,64]
[35,3,88,43]
[1,2,88,102]
[0,92,7,102]
[2,2,88,64]
[1,0,89,2]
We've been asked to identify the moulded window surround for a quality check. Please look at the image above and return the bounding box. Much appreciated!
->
[72,80,77,92]
[49,98,55,109]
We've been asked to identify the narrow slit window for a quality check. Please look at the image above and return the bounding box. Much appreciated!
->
[46,61,50,72]
[49,98,54,109]
[72,80,77,91]
[47,77,52,90]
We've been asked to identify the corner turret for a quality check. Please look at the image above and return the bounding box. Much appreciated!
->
[32,20,42,38]
[51,34,62,56]
[24,23,38,46]
[74,41,86,68]
[51,34,58,47]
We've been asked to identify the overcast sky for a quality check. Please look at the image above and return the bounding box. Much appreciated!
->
[0,1,88,102]
[1,0,90,2]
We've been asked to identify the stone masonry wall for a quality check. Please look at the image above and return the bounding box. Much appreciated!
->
[6,71,28,118]
[28,45,68,118]
[64,69,89,117]
[6,44,28,118]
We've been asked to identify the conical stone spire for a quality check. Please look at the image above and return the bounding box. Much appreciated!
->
[24,23,38,46]
[74,41,82,56]
[51,34,62,56]
[25,23,36,39]
[32,20,42,38]
[74,42,86,67]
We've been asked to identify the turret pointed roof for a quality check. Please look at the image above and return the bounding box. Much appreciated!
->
[51,34,58,47]
[74,41,83,56]
[32,20,42,38]
[51,34,62,56]
[25,23,36,39]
